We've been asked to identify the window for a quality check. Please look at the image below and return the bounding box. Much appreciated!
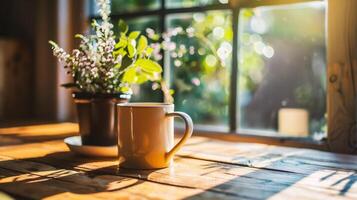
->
[237,2,326,139]
[89,0,327,142]
[124,17,162,102]
[166,11,232,128]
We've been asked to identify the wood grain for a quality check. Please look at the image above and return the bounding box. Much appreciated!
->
[327,0,357,153]
[0,39,33,120]
[34,0,58,121]
[0,123,357,199]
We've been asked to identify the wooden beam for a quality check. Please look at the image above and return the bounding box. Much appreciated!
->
[35,0,58,120]
[327,0,357,153]
[0,40,33,120]
[56,0,75,122]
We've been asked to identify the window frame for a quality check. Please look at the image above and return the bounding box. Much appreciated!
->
[88,0,328,149]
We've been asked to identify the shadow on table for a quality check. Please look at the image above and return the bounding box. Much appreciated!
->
[0,132,77,146]
[0,148,356,199]
[183,152,357,199]
[0,151,158,199]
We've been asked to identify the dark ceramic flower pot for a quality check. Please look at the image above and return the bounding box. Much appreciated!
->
[73,92,131,146]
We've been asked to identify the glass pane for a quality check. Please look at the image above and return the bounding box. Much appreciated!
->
[111,0,160,13]
[89,0,97,16]
[128,17,162,102]
[166,11,232,128]
[125,17,160,33]
[237,2,327,139]
[114,17,162,102]
[166,0,227,8]
[90,0,159,15]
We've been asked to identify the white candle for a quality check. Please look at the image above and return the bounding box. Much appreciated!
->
[278,108,309,136]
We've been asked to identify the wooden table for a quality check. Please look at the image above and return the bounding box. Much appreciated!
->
[0,123,356,199]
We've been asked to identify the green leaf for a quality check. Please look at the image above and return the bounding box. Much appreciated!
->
[123,68,150,84]
[122,67,137,83]
[136,73,149,84]
[114,63,121,69]
[137,35,148,54]
[150,34,160,41]
[128,31,140,39]
[114,48,127,57]
[75,34,84,39]
[127,39,136,58]
[118,19,128,34]
[120,86,131,93]
[115,35,127,49]
[135,59,162,73]
[91,19,99,28]
[145,47,154,56]
[48,40,58,48]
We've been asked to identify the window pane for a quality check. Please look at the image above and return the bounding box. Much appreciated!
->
[111,0,160,13]
[166,11,232,128]
[125,17,160,33]
[90,0,160,15]
[114,17,162,102]
[166,0,227,8]
[128,17,162,102]
[237,2,327,138]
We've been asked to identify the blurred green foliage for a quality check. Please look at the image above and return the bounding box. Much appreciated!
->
[167,11,232,126]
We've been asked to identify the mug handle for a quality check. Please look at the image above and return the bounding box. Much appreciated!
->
[165,111,193,161]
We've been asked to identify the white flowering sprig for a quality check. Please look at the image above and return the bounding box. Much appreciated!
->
[49,0,162,94]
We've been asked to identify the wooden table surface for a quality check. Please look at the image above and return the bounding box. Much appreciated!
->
[0,123,356,199]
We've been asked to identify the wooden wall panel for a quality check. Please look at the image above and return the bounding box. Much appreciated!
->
[34,0,88,122]
[0,39,32,119]
[34,0,58,121]
[0,0,37,122]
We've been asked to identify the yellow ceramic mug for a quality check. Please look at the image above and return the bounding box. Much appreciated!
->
[116,103,193,169]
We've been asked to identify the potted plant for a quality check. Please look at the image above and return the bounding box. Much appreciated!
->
[49,0,162,146]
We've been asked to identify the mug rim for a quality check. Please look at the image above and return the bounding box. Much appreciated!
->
[117,102,174,108]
